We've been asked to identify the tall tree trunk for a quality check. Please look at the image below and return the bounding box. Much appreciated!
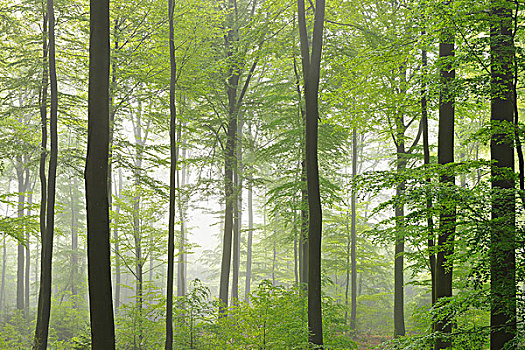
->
[0,235,5,321]
[435,21,456,350]
[300,160,308,287]
[26,189,32,315]
[34,0,58,346]
[219,0,240,313]
[490,1,517,348]
[244,178,254,300]
[394,117,406,338]
[344,208,350,325]
[16,158,26,314]
[70,177,78,298]
[350,129,358,331]
[114,170,122,311]
[177,126,186,298]
[35,1,48,337]
[132,106,146,348]
[297,0,325,346]
[232,114,243,304]
[421,36,436,307]
[85,0,115,347]
[165,0,177,346]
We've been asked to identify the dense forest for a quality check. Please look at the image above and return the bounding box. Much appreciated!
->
[0,0,524,348]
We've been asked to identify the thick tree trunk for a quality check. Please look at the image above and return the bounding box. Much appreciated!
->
[435,26,456,350]
[165,0,177,346]
[85,0,115,347]
[297,0,325,346]
[490,1,517,348]
[34,0,58,346]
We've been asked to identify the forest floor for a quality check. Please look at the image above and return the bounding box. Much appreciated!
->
[355,334,389,349]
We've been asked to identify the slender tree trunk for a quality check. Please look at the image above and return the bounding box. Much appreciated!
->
[0,236,5,320]
[350,129,358,331]
[297,0,325,346]
[244,179,254,300]
[85,0,115,347]
[490,1,517,348]
[70,177,78,299]
[26,190,32,315]
[132,107,145,348]
[35,1,48,337]
[0,179,9,321]
[165,0,177,346]
[177,126,186,298]
[232,116,243,304]
[34,0,58,346]
[300,160,308,287]
[219,0,240,313]
[344,209,350,325]
[114,170,122,311]
[435,22,456,350]
[421,37,436,307]
[16,159,26,314]
[394,118,406,338]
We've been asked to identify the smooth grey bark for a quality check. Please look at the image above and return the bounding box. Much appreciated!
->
[244,177,254,300]
[350,129,358,330]
[132,104,149,348]
[85,0,115,347]
[26,190,32,315]
[231,115,243,304]
[297,0,325,346]
[421,37,436,307]
[114,170,122,311]
[177,126,186,298]
[435,23,456,350]
[69,177,78,299]
[15,158,26,314]
[490,1,517,348]
[219,0,259,313]
[34,0,58,346]
[394,115,406,338]
[165,0,177,345]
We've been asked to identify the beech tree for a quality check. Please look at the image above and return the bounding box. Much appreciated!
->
[297,0,325,346]
[489,0,517,348]
[85,0,115,347]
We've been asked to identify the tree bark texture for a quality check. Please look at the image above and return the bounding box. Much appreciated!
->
[490,1,517,348]
[219,0,239,313]
[297,0,325,346]
[435,24,456,350]
[85,0,116,347]
[244,178,254,300]
[165,0,177,346]
[350,129,358,331]
[34,0,58,346]
[421,40,436,307]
